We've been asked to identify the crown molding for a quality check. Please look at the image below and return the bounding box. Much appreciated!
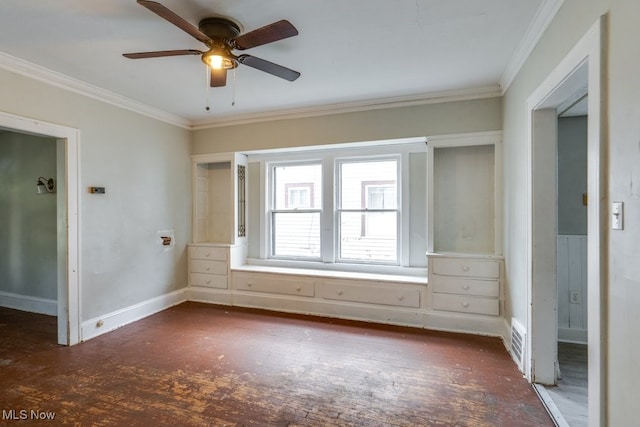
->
[499,0,566,93]
[190,85,502,130]
[0,52,502,132]
[0,52,191,129]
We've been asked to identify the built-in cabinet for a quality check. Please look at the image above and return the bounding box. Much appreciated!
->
[188,153,248,295]
[426,131,504,331]
[188,132,505,336]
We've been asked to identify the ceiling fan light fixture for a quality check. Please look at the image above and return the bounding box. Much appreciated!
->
[202,48,236,70]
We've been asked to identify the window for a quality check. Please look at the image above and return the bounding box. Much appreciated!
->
[338,159,398,263]
[270,163,322,258]
[250,137,427,274]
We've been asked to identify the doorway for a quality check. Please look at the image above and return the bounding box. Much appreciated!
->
[0,111,80,345]
[526,16,607,426]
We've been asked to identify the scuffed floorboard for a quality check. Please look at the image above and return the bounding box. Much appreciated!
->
[0,303,553,426]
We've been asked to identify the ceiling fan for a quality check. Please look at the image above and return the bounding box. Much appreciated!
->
[123,0,300,87]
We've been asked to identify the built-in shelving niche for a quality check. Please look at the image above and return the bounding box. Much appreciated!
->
[192,153,248,246]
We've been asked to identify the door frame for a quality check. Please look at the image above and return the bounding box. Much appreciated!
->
[0,111,81,345]
[526,16,607,425]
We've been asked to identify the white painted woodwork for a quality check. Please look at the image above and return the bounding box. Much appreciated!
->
[524,17,606,424]
[432,293,499,316]
[188,244,233,291]
[234,272,315,297]
[428,253,503,317]
[192,152,248,246]
[426,131,503,256]
[557,235,588,343]
[321,280,421,309]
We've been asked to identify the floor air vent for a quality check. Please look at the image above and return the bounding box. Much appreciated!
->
[510,318,526,373]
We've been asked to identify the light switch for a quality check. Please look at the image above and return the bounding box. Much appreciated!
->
[612,202,623,230]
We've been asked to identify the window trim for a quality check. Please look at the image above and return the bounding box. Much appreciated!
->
[335,155,401,265]
[252,138,426,276]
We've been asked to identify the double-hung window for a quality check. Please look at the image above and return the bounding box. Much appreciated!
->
[252,138,426,274]
[269,162,322,259]
[336,158,399,263]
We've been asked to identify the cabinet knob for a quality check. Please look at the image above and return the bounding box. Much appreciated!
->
[461,301,469,308]
[206,280,211,285]
[247,282,252,287]
[205,253,210,257]
[205,267,210,271]
[462,284,470,291]
[296,286,301,292]
[462,265,470,272]
[337,290,343,296]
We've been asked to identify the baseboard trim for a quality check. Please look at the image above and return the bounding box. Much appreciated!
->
[81,288,187,342]
[0,291,57,316]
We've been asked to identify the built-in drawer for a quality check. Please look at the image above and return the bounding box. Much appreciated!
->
[431,257,499,279]
[233,273,314,297]
[190,259,228,276]
[189,245,228,261]
[430,276,499,298]
[321,280,421,308]
[190,273,228,289]
[432,293,499,316]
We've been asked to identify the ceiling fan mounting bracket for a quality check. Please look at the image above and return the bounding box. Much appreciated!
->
[198,17,241,42]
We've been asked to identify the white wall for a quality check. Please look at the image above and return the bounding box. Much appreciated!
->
[503,0,640,423]
[0,131,57,301]
[0,68,192,321]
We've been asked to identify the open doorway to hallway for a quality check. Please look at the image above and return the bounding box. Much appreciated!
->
[526,16,607,427]
[0,111,81,346]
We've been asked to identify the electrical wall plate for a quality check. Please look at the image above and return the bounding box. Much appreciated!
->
[612,201,623,230]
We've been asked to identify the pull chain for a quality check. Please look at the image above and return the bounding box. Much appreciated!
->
[205,66,211,112]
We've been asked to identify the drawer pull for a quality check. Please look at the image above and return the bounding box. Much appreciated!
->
[206,280,211,285]
[205,267,210,271]
[247,282,252,287]
[462,284,470,291]
[337,290,343,296]
[461,301,469,308]
[205,252,210,257]
[296,286,301,292]
[398,295,405,301]
[461,265,470,272]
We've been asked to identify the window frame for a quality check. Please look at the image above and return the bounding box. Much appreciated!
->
[268,160,323,261]
[252,138,426,275]
[335,156,401,265]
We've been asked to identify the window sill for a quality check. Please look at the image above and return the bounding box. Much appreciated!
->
[234,262,427,285]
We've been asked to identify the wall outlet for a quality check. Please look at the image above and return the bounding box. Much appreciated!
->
[570,290,581,304]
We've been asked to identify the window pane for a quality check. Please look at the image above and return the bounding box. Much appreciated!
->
[272,212,320,258]
[274,164,322,209]
[339,211,397,262]
[340,160,397,209]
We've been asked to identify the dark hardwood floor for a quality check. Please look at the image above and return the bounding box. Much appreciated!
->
[0,302,552,426]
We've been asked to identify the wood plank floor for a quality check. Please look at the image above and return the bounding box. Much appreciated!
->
[543,342,588,426]
[0,303,553,426]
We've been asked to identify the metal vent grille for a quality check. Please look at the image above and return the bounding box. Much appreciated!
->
[511,318,526,373]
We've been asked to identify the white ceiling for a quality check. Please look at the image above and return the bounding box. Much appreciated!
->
[0,1,562,128]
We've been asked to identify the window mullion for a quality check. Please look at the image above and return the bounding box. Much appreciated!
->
[321,156,334,263]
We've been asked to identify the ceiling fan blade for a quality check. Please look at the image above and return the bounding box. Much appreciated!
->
[238,54,300,81]
[137,0,210,44]
[210,68,227,87]
[232,20,298,50]
[123,49,202,59]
